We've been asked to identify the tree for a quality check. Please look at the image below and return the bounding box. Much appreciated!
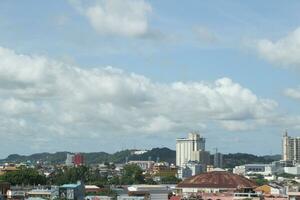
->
[2,168,47,185]
[120,164,145,185]
[160,176,181,184]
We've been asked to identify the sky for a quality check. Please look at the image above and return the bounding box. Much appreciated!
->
[1,0,300,158]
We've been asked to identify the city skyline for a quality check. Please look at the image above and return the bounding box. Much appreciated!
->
[1,0,300,157]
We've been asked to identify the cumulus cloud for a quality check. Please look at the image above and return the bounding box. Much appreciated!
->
[69,0,152,37]
[285,87,300,100]
[0,46,281,149]
[255,27,300,67]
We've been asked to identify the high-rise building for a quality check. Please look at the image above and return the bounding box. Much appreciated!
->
[66,153,75,166]
[176,132,210,168]
[282,131,300,163]
[213,149,223,168]
[73,153,84,166]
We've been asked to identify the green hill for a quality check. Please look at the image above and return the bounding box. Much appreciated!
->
[0,148,280,167]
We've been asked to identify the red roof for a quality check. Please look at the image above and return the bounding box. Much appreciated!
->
[177,171,258,189]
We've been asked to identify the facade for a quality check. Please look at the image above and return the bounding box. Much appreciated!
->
[66,153,75,166]
[26,188,58,199]
[59,181,85,200]
[283,132,300,163]
[284,166,300,175]
[126,185,170,200]
[254,184,285,196]
[176,132,210,168]
[176,170,258,198]
[151,162,177,177]
[74,153,84,166]
[85,196,112,200]
[233,164,274,176]
[65,153,84,167]
[177,161,203,180]
[84,185,101,194]
[214,152,223,168]
[128,161,155,171]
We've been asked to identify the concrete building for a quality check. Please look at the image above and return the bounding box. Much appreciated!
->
[26,188,58,200]
[177,161,203,180]
[176,132,210,168]
[85,196,112,200]
[214,150,223,168]
[284,165,300,175]
[66,153,75,166]
[176,170,258,199]
[124,185,170,200]
[283,131,300,164]
[74,153,84,166]
[233,164,274,176]
[127,161,155,171]
[59,181,85,200]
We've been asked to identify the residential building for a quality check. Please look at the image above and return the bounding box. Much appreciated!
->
[150,162,178,179]
[176,132,210,168]
[233,164,274,176]
[177,161,203,180]
[127,161,155,171]
[85,196,112,200]
[59,181,85,200]
[254,184,286,196]
[26,188,58,200]
[283,131,300,164]
[126,185,170,200]
[284,165,300,175]
[74,153,84,166]
[66,153,75,166]
[214,150,223,168]
[85,185,101,194]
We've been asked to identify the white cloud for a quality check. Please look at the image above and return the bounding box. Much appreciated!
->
[256,27,300,67]
[69,0,152,37]
[2,46,296,154]
[285,87,300,100]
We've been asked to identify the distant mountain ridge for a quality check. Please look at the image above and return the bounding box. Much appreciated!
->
[0,148,281,168]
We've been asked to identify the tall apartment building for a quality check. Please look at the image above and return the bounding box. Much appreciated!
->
[283,131,300,163]
[176,132,210,168]
[214,151,223,169]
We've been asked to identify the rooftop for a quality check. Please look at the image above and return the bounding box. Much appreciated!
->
[177,171,258,189]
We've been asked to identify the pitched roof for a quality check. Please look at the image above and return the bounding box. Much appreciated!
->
[177,171,258,189]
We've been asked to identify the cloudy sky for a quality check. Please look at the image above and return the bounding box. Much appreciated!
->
[1,0,300,158]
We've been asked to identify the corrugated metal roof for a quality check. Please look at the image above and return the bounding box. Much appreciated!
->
[177,171,258,189]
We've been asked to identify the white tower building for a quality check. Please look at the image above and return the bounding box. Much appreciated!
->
[176,132,210,168]
[283,131,300,163]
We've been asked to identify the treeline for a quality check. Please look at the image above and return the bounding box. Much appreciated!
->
[1,148,281,168]
[0,164,180,186]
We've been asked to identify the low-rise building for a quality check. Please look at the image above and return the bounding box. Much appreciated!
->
[233,164,274,176]
[177,161,203,180]
[85,195,112,200]
[26,188,58,200]
[59,181,85,200]
[176,170,258,199]
[85,185,101,194]
[123,185,170,200]
[127,161,155,171]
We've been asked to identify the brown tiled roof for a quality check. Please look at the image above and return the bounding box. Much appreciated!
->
[177,171,258,189]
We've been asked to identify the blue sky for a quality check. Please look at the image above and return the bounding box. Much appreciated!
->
[0,0,300,158]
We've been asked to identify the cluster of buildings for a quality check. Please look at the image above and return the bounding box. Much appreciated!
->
[3,131,300,200]
[176,132,223,180]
